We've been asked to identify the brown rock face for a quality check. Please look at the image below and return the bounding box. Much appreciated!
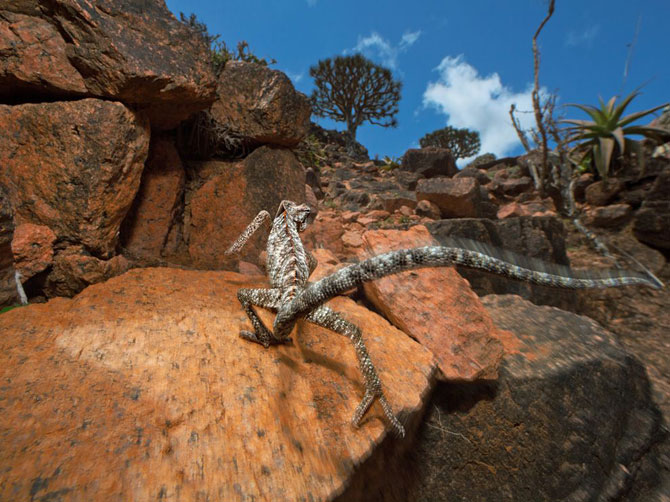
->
[0,99,150,258]
[582,203,632,228]
[0,268,435,501]
[584,179,624,206]
[0,0,216,129]
[11,223,57,279]
[401,147,457,178]
[361,226,505,380]
[211,61,311,146]
[0,11,88,98]
[122,138,185,260]
[188,146,306,268]
[44,246,130,298]
[416,177,491,218]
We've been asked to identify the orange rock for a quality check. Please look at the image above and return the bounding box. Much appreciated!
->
[122,138,185,260]
[188,146,305,268]
[309,248,346,283]
[211,61,311,147]
[0,0,216,129]
[361,225,505,380]
[342,230,364,249]
[302,210,346,258]
[0,268,435,501]
[497,201,532,219]
[44,246,130,298]
[0,99,150,258]
[11,223,57,279]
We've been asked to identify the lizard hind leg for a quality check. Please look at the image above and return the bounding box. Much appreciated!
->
[236,288,289,348]
[306,305,406,438]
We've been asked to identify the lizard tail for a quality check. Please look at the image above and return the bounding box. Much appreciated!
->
[273,245,661,336]
[224,210,271,255]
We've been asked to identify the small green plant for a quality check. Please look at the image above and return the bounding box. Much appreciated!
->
[1,304,23,314]
[563,90,670,179]
[295,134,328,169]
[379,155,401,171]
[419,126,481,160]
[179,12,275,75]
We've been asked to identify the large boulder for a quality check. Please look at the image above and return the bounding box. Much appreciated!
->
[0,0,216,129]
[360,226,505,381]
[401,147,457,178]
[383,295,665,502]
[210,61,311,147]
[426,216,575,310]
[0,99,150,259]
[416,177,496,219]
[0,267,435,502]
[187,146,306,268]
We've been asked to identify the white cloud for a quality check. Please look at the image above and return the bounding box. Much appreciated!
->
[349,30,422,70]
[400,30,422,49]
[283,70,304,83]
[423,55,538,161]
[565,25,600,47]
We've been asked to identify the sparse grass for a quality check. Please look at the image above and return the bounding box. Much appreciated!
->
[1,304,24,315]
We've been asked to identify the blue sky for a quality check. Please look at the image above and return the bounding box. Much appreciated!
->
[165,0,669,164]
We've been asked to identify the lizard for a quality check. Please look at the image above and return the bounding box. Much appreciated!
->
[225,200,663,438]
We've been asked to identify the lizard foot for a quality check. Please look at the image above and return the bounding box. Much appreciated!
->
[352,391,405,438]
[239,330,292,348]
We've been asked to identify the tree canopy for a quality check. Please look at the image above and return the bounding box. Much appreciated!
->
[309,54,402,149]
[419,126,481,160]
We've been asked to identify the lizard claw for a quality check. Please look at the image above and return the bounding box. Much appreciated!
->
[239,330,292,348]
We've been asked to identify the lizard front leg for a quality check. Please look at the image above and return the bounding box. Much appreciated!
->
[306,305,405,438]
[237,288,291,347]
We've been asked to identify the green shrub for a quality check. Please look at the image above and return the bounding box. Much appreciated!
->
[179,12,275,75]
[563,91,670,179]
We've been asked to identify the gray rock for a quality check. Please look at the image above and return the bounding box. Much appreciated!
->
[633,167,670,251]
[377,295,664,502]
[401,147,457,178]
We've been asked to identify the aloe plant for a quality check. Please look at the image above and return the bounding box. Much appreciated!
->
[563,91,669,179]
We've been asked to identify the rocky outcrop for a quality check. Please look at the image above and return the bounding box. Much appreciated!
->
[187,146,306,268]
[0,267,435,502]
[0,99,150,258]
[0,0,216,129]
[375,295,665,502]
[122,138,186,260]
[211,61,311,147]
[416,177,496,219]
[360,226,505,381]
[401,147,457,178]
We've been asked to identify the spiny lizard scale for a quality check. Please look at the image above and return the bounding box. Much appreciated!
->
[226,200,663,438]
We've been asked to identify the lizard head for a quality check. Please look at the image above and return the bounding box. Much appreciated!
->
[276,200,311,232]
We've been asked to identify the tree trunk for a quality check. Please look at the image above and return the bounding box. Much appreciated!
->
[345,121,358,157]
